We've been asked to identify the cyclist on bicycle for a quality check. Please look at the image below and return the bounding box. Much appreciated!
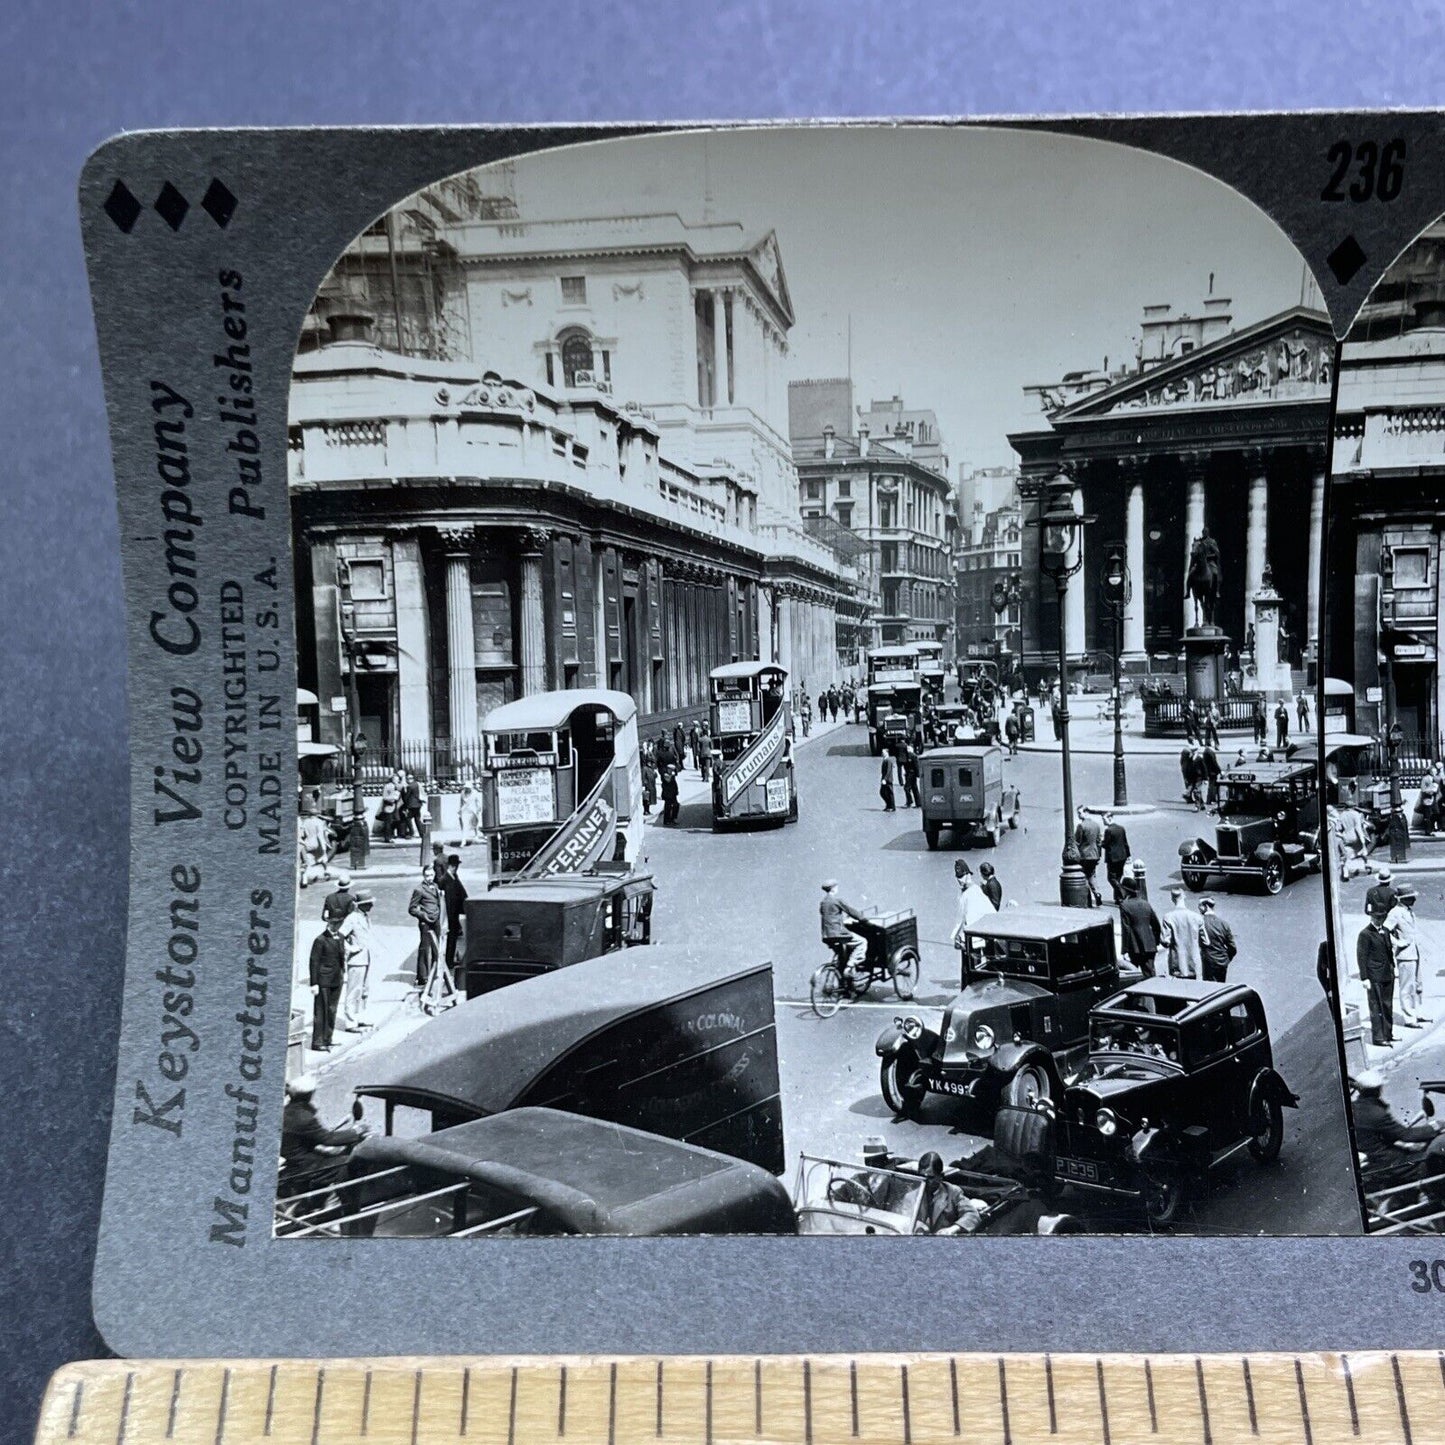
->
[820,879,871,978]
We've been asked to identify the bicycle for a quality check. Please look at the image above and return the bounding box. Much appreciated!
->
[810,909,920,1018]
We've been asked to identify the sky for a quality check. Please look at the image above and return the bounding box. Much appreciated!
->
[459,127,1316,472]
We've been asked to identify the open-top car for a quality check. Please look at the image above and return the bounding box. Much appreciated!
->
[1178,758,1322,894]
[875,907,1135,1122]
[993,978,1298,1226]
[792,1150,1085,1236]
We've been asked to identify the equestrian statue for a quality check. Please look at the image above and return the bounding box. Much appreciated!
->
[1186,528,1222,629]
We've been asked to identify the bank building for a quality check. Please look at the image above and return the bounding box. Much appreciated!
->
[289,174,866,775]
[1008,288,1333,697]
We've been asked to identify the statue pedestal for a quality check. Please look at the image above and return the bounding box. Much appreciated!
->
[1183,626,1228,705]
[1252,585,1293,697]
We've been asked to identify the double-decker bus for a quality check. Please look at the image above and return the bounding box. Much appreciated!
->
[864,645,923,756]
[709,662,798,829]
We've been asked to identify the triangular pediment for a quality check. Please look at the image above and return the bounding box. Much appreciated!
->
[1050,306,1335,422]
[748,231,794,327]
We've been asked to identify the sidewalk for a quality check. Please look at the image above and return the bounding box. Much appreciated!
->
[1018,692,1287,758]
[1339,910,1445,1076]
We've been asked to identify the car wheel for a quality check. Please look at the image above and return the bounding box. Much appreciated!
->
[925,822,940,850]
[1248,1093,1285,1164]
[891,947,920,1001]
[1036,1212,1086,1235]
[1007,802,1019,829]
[880,1052,924,1117]
[987,813,1001,847]
[1182,855,1208,891]
[809,963,844,1019]
[1262,857,1285,895]
[993,1094,1053,1177]
[1003,1061,1054,1109]
[1142,1168,1187,1226]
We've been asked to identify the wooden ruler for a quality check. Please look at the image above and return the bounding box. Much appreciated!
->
[32,1353,1445,1444]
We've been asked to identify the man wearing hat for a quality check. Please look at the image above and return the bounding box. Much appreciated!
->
[820,880,870,977]
[1351,1070,1440,1177]
[1162,886,1205,980]
[951,860,996,952]
[307,914,347,1051]
[338,890,375,1032]
[281,1074,368,1191]
[1356,913,1397,1047]
[321,875,354,927]
[1366,867,1398,923]
[1384,884,1429,1029]
[1118,876,1164,978]
[1197,897,1238,983]
[1101,810,1131,904]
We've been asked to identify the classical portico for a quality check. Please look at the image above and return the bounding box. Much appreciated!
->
[1010,306,1334,676]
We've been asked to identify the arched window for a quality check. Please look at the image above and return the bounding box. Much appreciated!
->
[560,330,595,387]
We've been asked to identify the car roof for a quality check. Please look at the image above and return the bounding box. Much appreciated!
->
[468,872,649,905]
[1098,976,1256,1022]
[964,905,1111,941]
[922,745,1001,761]
[482,688,637,733]
[355,946,768,1116]
[710,660,787,681]
[869,645,920,658]
[352,1108,792,1234]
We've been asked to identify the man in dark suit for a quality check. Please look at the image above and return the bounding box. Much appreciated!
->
[440,852,469,979]
[1198,897,1238,982]
[1073,806,1104,907]
[1101,810,1131,903]
[1365,867,1398,923]
[321,877,354,926]
[1357,916,1397,1047]
[1118,879,1163,977]
[308,916,347,1051]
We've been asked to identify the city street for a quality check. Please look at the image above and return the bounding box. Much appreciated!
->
[302,709,1363,1235]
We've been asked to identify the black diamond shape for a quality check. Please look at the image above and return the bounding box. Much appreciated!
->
[153,181,189,231]
[201,178,237,228]
[103,181,141,233]
[1327,234,1367,286]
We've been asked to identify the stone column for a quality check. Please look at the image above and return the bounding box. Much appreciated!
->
[712,289,729,410]
[1306,462,1326,664]
[439,526,478,758]
[518,527,548,697]
[1182,457,1207,636]
[1245,458,1270,641]
[1124,472,1146,660]
[1065,485,1086,660]
[777,588,795,695]
[391,530,431,752]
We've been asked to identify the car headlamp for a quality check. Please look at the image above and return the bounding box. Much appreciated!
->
[973,1023,996,1051]
[1095,1108,1120,1137]
[901,1016,924,1041]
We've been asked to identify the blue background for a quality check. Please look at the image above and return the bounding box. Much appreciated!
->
[4,1,1444,1437]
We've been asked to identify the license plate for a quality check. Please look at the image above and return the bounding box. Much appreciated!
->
[928,1074,973,1097]
[1055,1156,1101,1183]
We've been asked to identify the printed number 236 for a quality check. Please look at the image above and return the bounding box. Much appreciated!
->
[1407,1259,1445,1292]
[1322,139,1406,202]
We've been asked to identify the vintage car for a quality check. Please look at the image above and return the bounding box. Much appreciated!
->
[1304,733,1393,846]
[354,945,783,1173]
[919,744,1020,849]
[993,978,1298,1226]
[279,1108,797,1239]
[462,869,654,997]
[792,1150,1085,1236]
[1178,758,1322,894]
[875,907,1135,1120]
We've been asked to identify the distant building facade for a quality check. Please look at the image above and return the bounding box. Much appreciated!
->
[954,472,1024,661]
[292,185,861,772]
[791,386,956,653]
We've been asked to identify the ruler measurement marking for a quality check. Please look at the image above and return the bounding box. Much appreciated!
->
[558,1364,567,1437]
[949,1357,960,1436]
[214,1368,230,1445]
[997,1358,1012,1445]
[410,1369,423,1445]
[607,1364,617,1445]
[803,1359,813,1445]
[507,1367,518,1445]
[1097,1359,1111,1445]
[165,1369,181,1440]
[311,1368,326,1445]
[1438,1352,1445,1393]
[460,1367,471,1438]
[705,1360,713,1445]
[1144,1359,1158,1434]
[658,1360,665,1438]
[66,1381,83,1440]
[264,1365,278,1437]
[362,1369,373,1437]
[1044,1355,1056,1435]
[851,1360,860,1438]
[1392,1354,1414,1445]
[1241,1358,1257,1436]
[900,1364,912,1445]
[115,1371,134,1445]
[1341,1354,1359,1436]
[1195,1358,1211,1445]
[1293,1357,1313,1445]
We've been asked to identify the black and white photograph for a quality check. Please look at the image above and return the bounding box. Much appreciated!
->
[275,126,1362,1240]
[1322,217,1445,1235]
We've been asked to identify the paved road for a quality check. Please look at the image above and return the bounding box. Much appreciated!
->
[299,713,1363,1235]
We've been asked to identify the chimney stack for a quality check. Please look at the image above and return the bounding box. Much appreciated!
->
[858,423,870,458]
[823,423,836,460]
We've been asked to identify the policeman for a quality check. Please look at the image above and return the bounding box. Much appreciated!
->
[1352,1070,1439,1179]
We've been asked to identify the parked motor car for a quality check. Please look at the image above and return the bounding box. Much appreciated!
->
[993,977,1298,1226]
[1178,758,1322,894]
[919,744,1020,849]
[876,907,1135,1121]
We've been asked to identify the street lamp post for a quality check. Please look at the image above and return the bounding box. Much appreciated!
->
[335,559,371,872]
[1099,547,1130,808]
[1030,476,1095,907]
